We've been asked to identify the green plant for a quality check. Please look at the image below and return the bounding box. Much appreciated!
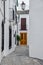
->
[16,35,20,45]
[16,35,20,41]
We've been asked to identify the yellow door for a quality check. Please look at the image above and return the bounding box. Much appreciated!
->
[20,33,27,45]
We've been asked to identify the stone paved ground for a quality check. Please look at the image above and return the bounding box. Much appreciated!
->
[1,46,41,65]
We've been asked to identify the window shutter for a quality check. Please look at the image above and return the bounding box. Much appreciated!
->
[21,18,26,30]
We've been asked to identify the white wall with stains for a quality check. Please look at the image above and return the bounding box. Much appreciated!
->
[29,0,43,59]
[18,14,29,46]
[0,0,17,62]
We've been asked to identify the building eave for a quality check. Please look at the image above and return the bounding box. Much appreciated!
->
[17,10,29,14]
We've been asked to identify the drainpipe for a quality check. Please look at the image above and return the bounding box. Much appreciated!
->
[2,0,6,23]
[17,14,20,34]
[15,5,18,34]
[3,0,5,23]
[15,15,18,35]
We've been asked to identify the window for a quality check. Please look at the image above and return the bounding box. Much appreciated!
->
[9,8,14,21]
[21,18,26,30]
[13,9,14,20]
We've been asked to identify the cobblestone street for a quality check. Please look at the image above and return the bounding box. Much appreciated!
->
[1,46,41,65]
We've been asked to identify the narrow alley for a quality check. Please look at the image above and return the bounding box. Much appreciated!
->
[0,0,43,65]
[1,46,41,65]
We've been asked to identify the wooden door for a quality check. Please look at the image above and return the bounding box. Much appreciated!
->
[20,33,27,45]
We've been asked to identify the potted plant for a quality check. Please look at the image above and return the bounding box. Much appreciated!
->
[16,35,20,45]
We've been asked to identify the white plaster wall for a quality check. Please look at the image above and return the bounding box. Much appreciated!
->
[4,0,10,56]
[0,0,17,62]
[7,23,17,55]
[18,14,29,45]
[4,23,16,56]
[14,25,17,45]
[29,0,43,59]
[3,0,16,56]
[0,12,3,63]
[0,0,4,62]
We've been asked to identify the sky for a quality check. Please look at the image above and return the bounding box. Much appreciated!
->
[18,0,29,6]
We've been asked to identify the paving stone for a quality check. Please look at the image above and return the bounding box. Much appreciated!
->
[1,46,41,65]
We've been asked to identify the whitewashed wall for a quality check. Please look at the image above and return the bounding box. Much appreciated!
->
[4,0,16,56]
[0,0,17,62]
[29,0,43,59]
[0,12,3,63]
[18,14,29,45]
[0,0,4,62]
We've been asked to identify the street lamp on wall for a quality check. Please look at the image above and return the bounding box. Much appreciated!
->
[21,1,26,10]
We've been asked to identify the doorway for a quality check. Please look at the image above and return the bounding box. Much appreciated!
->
[20,33,27,45]
[2,22,4,51]
[9,26,12,49]
[14,31,16,45]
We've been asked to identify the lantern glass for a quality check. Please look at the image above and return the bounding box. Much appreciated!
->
[21,1,25,10]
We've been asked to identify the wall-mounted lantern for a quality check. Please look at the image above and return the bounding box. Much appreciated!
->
[21,1,26,10]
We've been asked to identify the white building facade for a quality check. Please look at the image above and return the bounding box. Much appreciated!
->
[0,0,17,62]
[17,2,29,46]
[29,0,43,60]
